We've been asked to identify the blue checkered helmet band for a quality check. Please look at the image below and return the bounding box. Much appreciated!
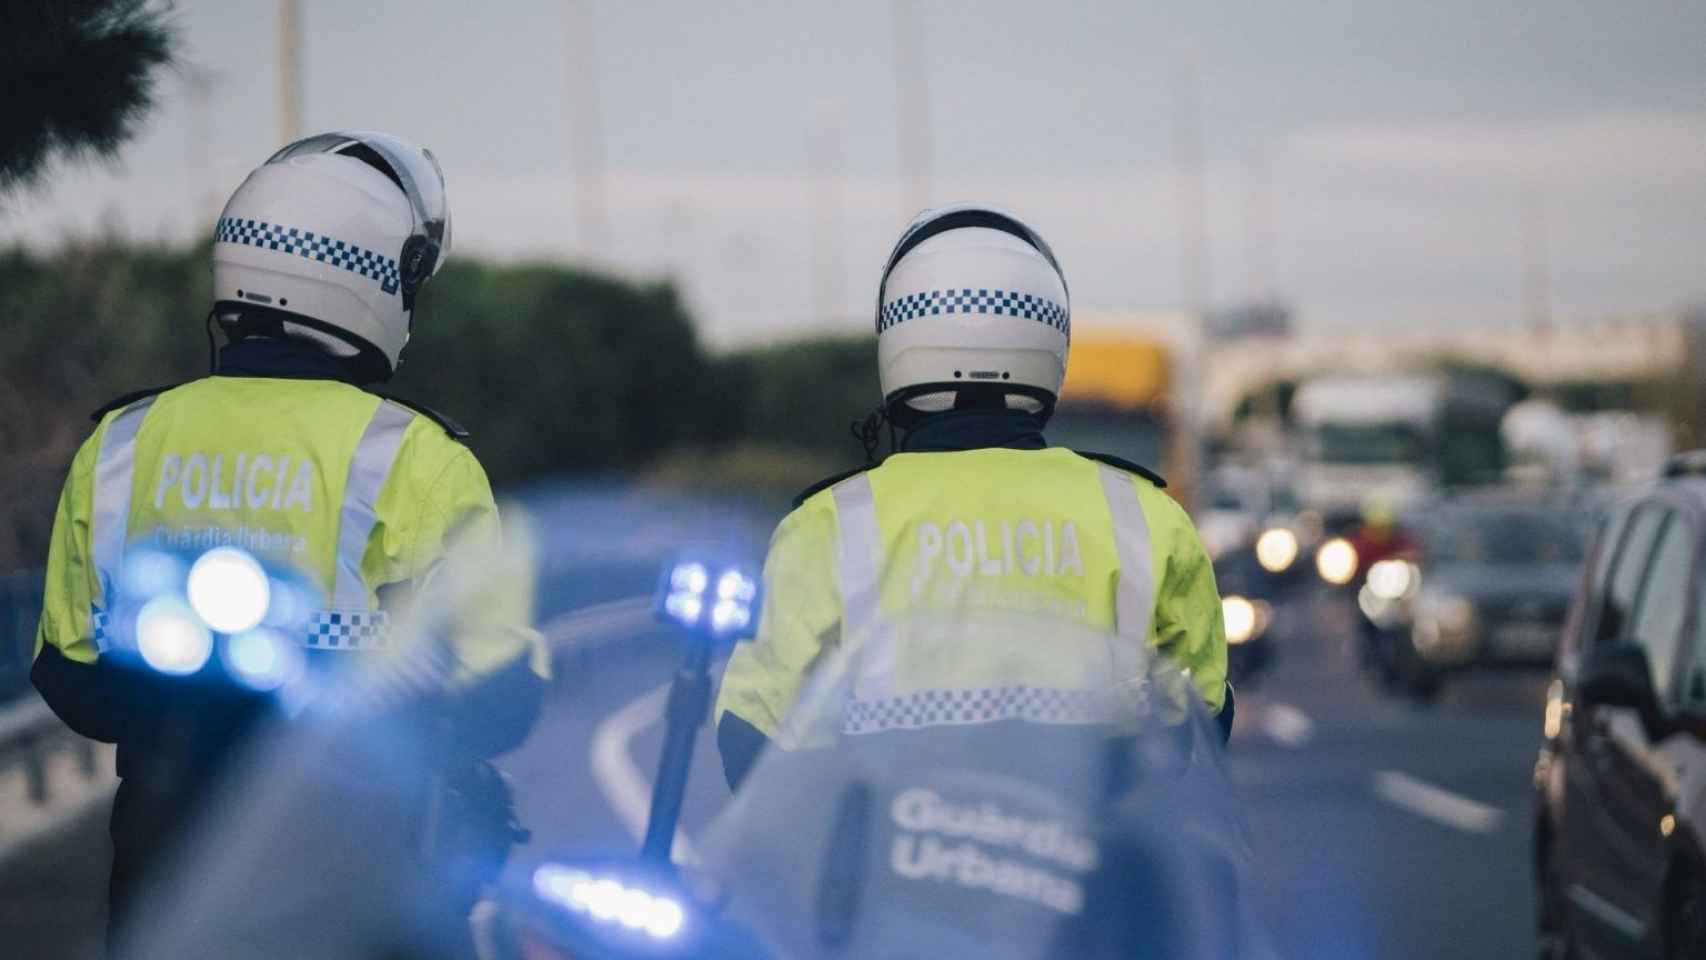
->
[215,217,401,296]
[879,288,1069,335]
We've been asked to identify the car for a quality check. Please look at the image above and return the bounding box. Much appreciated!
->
[1355,493,1588,702]
[1533,456,1706,959]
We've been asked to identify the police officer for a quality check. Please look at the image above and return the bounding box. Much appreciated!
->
[29,131,548,947]
[715,205,1230,789]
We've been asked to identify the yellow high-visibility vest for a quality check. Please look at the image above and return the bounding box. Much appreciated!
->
[716,447,1225,742]
[34,376,546,685]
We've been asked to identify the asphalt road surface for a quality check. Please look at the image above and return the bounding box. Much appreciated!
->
[3,486,1551,958]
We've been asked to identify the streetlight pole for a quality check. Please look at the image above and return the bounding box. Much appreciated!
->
[892,0,930,221]
[1521,183,1551,339]
[277,0,302,144]
[809,101,845,328]
[1169,56,1209,508]
[564,0,610,260]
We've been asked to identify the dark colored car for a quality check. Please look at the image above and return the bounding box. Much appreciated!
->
[1357,494,1588,702]
[1533,459,1706,959]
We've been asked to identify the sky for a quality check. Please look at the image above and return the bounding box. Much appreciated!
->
[3,0,1703,348]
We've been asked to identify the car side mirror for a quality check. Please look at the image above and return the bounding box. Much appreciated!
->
[1578,642,1669,738]
[1578,643,1655,708]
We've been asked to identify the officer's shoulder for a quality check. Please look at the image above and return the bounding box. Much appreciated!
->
[792,464,873,509]
[370,391,471,443]
[89,382,193,423]
[1070,450,1167,489]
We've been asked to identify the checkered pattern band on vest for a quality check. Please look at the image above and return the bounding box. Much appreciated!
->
[842,684,1107,735]
[215,217,401,295]
[90,607,113,652]
[878,288,1069,334]
[306,610,391,650]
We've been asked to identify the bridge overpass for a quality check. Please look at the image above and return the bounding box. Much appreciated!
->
[1076,309,1694,429]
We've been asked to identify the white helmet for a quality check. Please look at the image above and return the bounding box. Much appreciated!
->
[211,131,451,382]
[876,205,1070,425]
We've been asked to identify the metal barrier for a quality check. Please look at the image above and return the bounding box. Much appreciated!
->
[0,570,44,703]
[0,695,95,808]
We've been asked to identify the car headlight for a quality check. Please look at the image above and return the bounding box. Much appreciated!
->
[1315,537,1359,586]
[1255,528,1300,573]
[1411,593,1478,661]
[1222,594,1272,645]
[1365,559,1420,601]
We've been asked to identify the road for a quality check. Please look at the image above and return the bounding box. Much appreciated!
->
[2,484,1551,957]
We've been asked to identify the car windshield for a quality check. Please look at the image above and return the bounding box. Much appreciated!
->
[1426,506,1587,566]
[1314,423,1424,466]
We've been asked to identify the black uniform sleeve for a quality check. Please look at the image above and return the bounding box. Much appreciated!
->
[32,644,164,744]
[446,654,546,758]
[717,711,772,792]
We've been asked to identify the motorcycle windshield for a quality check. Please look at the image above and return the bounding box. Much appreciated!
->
[698,613,1259,960]
[108,507,1264,960]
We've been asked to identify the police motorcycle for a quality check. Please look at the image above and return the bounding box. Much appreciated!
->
[487,574,1265,958]
[101,536,531,960]
[115,542,1264,958]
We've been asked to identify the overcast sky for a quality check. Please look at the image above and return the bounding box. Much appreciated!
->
[3,0,1703,347]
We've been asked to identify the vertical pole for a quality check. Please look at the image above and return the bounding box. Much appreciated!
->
[277,0,302,144]
[1169,57,1209,510]
[641,638,713,865]
[809,102,845,327]
[1521,183,1551,339]
[185,67,219,233]
[892,0,930,221]
[1243,148,1276,307]
[564,0,610,260]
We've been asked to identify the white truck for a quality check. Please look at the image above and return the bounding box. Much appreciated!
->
[1291,372,1513,514]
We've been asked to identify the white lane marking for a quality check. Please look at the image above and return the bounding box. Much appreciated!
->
[589,682,701,866]
[1262,703,1315,748]
[542,595,655,652]
[1371,770,1506,834]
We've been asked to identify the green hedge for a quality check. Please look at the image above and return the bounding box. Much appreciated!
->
[0,239,743,569]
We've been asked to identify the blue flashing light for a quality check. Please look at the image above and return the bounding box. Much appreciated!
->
[136,597,213,676]
[659,557,759,637]
[223,628,304,692]
[532,864,686,940]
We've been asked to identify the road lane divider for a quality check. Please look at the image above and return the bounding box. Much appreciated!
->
[1371,770,1505,834]
[541,595,656,654]
[589,681,701,866]
[1261,703,1315,748]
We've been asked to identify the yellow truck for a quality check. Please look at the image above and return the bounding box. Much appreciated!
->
[1049,335,1192,504]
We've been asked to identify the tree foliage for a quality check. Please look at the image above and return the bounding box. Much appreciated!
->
[0,241,720,569]
[0,0,177,193]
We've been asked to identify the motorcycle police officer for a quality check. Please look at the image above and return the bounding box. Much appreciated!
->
[715,205,1230,789]
[29,131,548,948]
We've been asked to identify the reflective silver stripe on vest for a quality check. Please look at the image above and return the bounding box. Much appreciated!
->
[89,398,158,651]
[831,474,880,644]
[1097,464,1155,677]
[331,401,415,611]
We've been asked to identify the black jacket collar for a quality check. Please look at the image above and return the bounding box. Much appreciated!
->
[216,338,359,383]
[901,410,1048,453]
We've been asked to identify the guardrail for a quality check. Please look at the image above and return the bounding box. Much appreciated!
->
[0,695,96,808]
[1,570,44,704]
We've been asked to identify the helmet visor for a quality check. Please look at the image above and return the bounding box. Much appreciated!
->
[266,131,452,266]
